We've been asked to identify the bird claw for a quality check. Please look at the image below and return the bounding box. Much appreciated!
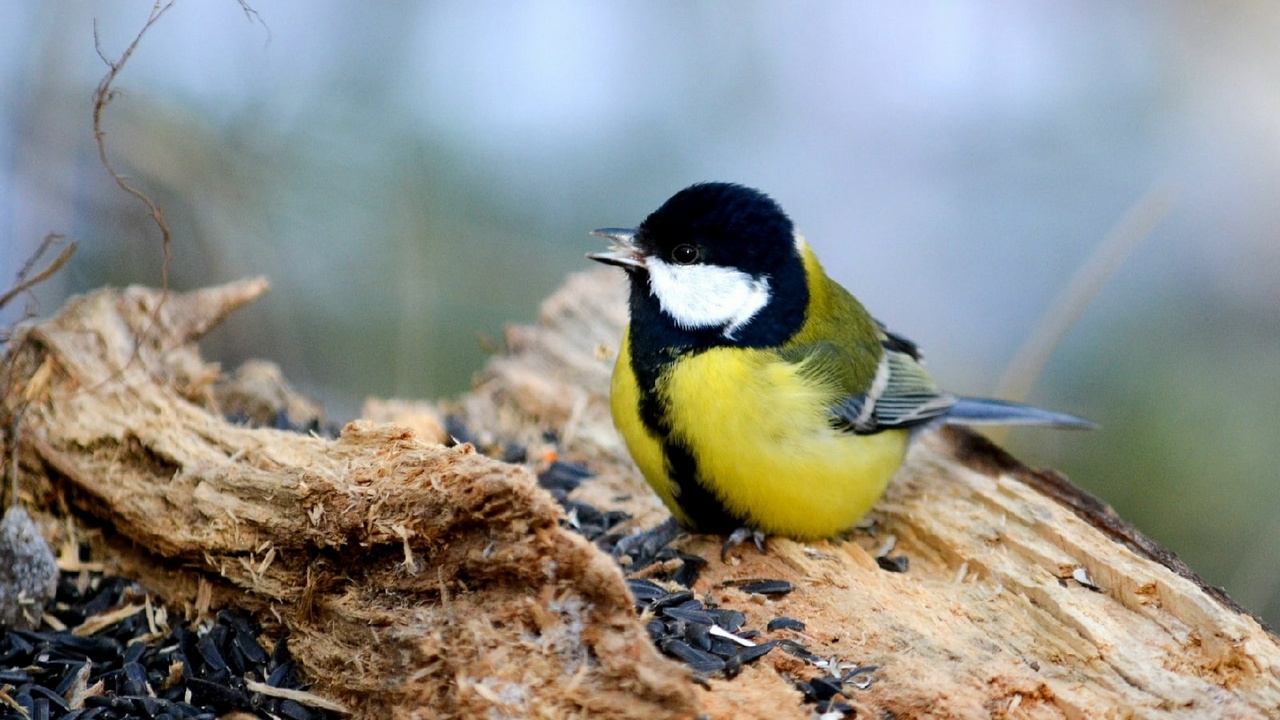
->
[721,527,768,562]
[613,516,681,564]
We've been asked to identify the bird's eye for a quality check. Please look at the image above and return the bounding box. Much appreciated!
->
[671,244,699,265]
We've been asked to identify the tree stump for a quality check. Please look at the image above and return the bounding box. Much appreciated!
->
[6,272,1278,719]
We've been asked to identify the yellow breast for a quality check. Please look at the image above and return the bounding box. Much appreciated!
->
[610,330,908,540]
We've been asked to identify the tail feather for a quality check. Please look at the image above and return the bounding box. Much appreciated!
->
[945,397,1097,429]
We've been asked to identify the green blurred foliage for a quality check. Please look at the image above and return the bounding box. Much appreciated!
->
[4,2,1279,630]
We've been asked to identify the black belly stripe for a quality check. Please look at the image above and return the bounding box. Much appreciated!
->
[630,349,743,533]
[661,435,741,533]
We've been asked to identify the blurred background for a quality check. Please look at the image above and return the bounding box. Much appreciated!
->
[2,2,1278,625]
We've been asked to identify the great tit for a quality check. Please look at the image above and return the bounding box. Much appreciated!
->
[588,182,1093,542]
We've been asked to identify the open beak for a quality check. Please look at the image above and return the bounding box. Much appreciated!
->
[587,228,646,270]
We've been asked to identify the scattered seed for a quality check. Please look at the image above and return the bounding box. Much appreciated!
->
[500,443,527,464]
[684,622,712,651]
[649,591,695,613]
[735,580,794,596]
[536,461,593,493]
[808,676,844,701]
[707,638,745,658]
[443,415,479,447]
[625,579,669,606]
[662,606,715,626]
[767,617,805,632]
[876,555,909,573]
[734,640,779,665]
[195,634,228,674]
[120,661,149,696]
[706,609,746,633]
[659,639,725,675]
[670,553,706,588]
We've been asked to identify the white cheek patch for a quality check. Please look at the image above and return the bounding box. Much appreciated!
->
[646,258,771,337]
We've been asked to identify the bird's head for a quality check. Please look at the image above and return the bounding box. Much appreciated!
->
[589,182,807,344]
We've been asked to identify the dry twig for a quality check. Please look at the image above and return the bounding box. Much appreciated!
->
[995,183,1176,405]
[0,234,78,315]
[91,0,177,294]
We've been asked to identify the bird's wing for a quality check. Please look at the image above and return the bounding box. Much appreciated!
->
[832,343,956,434]
[787,327,955,435]
[875,319,923,360]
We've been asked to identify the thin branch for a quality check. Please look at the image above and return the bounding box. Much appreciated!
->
[0,236,78,313]
[235,0,272,43]
[91,0,177,295]
[17,233,63,281]
[994,183,1177,406]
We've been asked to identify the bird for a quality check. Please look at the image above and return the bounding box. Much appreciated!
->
[588,182,1094,548]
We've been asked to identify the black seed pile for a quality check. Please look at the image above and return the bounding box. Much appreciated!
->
[0,571,337,720]
[628,579,777,678]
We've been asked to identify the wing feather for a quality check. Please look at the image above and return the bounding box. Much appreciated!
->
[831,344,955,434]
[791,318,953,435]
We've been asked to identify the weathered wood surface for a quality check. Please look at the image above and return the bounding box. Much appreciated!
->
[444,269,1280,719]
[7,273,1280,719]
[10,280,694,719]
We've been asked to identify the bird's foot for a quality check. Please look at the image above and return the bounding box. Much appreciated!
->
[613,516,681,565]
[721,527,768,562]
